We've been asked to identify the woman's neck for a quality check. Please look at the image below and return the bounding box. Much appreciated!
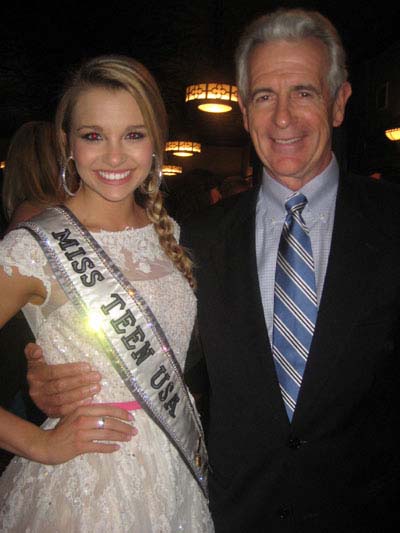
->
[64,192,150,232]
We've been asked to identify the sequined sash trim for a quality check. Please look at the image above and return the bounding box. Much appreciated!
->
[18,206,208,497]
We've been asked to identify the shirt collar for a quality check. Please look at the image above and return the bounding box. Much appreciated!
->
[257,154,339,228]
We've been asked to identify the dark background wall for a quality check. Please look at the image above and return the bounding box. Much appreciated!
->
[1,0,400,188]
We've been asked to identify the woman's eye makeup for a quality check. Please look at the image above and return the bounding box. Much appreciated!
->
[82,131,102,141]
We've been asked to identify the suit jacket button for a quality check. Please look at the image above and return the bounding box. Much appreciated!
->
[287,436,302,449]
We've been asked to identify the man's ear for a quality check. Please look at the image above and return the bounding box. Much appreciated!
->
[332,81,352,128]
[238,94,250,132]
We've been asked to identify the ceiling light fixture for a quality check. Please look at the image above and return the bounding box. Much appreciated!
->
[162,165,183,176]
[385,127,400,141]
[165,141,201,157]
[185,83,238,113]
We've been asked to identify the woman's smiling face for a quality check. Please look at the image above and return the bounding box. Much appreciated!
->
[69,86,153,205]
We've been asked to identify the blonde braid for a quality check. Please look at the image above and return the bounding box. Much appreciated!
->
[145,187,196,290]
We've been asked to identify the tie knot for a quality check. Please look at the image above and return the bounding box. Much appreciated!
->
[285,193,307,216]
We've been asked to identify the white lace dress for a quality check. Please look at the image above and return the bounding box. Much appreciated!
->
[0,221,214,533]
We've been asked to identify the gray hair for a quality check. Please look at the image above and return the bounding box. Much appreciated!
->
[235,8,348,102]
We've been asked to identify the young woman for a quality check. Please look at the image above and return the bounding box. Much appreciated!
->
[0,55,213,532]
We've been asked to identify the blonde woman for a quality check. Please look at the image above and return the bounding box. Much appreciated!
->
[0,55,213,532]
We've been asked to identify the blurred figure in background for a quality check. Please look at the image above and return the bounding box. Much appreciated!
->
[219,175,252,199]
[1,120,64,232]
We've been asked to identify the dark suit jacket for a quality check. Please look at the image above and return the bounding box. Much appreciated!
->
[182,173,400,533]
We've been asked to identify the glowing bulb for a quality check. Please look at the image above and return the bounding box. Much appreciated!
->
[198,102,232,113]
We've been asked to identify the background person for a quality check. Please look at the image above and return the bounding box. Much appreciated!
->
[1,120,65,232]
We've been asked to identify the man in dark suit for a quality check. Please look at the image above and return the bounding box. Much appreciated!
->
[181,8,400,532]
[24,8,400,532]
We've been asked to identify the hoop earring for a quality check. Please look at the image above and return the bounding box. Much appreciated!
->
[60,155,76,197]
[152,153,162,188]
[139,154,162,196]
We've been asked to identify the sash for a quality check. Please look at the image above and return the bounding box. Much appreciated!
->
[19,206,208,497]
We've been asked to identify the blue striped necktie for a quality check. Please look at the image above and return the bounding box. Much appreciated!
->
[272,193,318,421]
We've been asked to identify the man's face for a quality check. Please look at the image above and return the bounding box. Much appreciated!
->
[239,37,351,190]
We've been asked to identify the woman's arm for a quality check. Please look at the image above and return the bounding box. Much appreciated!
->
[0,261,47,327]
[0,266,136,464]
[0,404,136,464]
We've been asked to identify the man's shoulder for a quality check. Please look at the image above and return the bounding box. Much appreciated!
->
[343,172,400,208]
[342,172,400,236]
[345,171,400,195]
[180,188,258,247]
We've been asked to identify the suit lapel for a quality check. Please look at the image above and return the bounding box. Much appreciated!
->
[208,189,290,429]
[293,175,384,425]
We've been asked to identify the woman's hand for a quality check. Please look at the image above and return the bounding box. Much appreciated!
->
[32,404,138,464]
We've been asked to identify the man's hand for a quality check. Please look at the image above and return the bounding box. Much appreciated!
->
[25,343,102,417]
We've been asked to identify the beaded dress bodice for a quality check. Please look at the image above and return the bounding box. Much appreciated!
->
[0,221,214,533]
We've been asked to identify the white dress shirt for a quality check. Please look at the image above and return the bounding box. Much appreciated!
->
[255,155,339,342]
